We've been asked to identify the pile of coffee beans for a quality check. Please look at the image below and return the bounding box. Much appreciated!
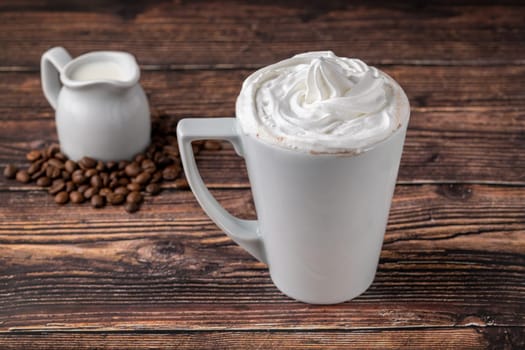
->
[3,115,222,213]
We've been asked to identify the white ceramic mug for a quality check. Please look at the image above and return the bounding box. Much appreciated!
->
[177,113,409,304]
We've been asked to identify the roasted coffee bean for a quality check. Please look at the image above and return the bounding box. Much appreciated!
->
[27,161,42,175]
[84,187,98,199]
[163,145,179,158]
[45,166,53,177]
[134,153,146,163]
[77,184,89,193]
[125,162,141,177]
[153,151,163,163]
[54,191,69,204]
[46,144,60,158]
[49,179,65,195]
[36,176,51,187]
[141,159,156,172]
[61,170,70,181]
[162,165,180,181]
[54,152,67,161]
[96,161,105,172]
[26,150,42,162]
[26,165,39,178]
[72,170,86,184]
[192,144,201,154]
[48,158,64,169]
[108,192,125,205]
[106,161,117,171]
[145,183,161,195]
[134,171,151,185]
[90,174,102,188]
[52,178,64,186]
[49,166,61,179]
[79,156,97,169]
[124,201,140,213]
[65,181,75,193]
[31,168,46,181]
[173,178,189,189]
[46,168,58,179]
[99,187,112,197]
[64,160,77,173]
[127,182,141,192]
[150,171,163,184]
[109,178,119,189]
[114,186,129,196]
[203,140,222,151]
[3,164,18,179]
[144,167,156,175]
[117,177,129,186]
[100,172,110,187]
[118,160,128,170]
[85,168,98,178]
[15,170,30,183]
[91,194,105,208]
[126,191,142,204]
[70,191,84,204]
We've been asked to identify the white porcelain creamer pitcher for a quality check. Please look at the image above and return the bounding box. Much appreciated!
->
[41,47,150,161]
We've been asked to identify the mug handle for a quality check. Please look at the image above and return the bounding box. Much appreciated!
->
[41,47,72,110]
[177,118,267,263]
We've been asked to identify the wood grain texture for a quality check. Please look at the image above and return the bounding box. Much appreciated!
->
[1,1,524,348]
[1,66,524,185]
[2,65,525,112]
[1,327,524,350]
[0,185,523,332]
[0,1,524,68]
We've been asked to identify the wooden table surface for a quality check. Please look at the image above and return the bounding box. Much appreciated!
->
[1,1,524,349]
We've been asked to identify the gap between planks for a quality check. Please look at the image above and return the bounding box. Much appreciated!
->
[2,58,525,73]
[3,324,524,334]
[1,181,525,193]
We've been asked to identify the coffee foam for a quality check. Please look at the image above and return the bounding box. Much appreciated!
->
[236,51,409,153]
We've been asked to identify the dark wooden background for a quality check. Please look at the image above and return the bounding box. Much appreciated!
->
[0,1,524,349]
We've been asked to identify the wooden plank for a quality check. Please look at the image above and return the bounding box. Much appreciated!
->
[2,327,524,350]
[1,115,524,186]
[2,66,525,112]
[0,1,524,68]
[0,67,524,185]
[0,185,523,331]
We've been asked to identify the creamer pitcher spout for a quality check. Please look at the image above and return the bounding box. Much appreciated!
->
[61,51,141,89]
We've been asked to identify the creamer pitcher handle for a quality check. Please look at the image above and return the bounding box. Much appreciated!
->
[177,118,267,263]
[41,47,72,110]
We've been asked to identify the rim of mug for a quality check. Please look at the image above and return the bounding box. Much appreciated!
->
[240,117,409,158]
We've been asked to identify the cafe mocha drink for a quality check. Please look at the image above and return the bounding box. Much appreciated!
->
[236,51,408,153]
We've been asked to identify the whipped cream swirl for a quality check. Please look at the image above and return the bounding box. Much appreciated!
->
[236,51,409,153]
